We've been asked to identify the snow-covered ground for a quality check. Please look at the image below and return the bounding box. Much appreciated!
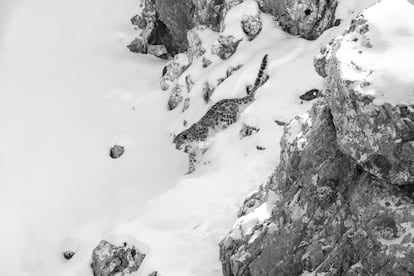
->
[0,0,386,275]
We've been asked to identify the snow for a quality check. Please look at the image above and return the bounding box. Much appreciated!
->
[0,0,387,275]
[336,0,414,105]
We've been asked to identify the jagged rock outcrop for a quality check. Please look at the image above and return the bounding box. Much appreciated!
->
[260,0,339,40]
[91,240,145,276]
[315,13,414,186]
[130,0,338,55]
[160,54,190,91]
[220,100,414,276]
[220,2,414,275]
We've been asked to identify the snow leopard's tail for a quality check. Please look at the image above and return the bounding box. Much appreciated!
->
[249,54,269,96]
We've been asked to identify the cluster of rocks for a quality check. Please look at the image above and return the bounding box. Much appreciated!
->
[219,7,414,276]
[128,0,339,57]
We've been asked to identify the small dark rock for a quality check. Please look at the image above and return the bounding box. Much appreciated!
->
[63,250,75,260]
[202,57,212,68]
[274,120,286,126]
[110,145,125,159]
[334,19,342,26]
[240,124,260,139]
[256,146,266,150]
[299,89,322,101]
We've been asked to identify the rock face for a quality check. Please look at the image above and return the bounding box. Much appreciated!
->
[220,4,414,275]
[315,14,414,186]
[91,240,145,276]
[131,0,338,55]
[261,0,339,40]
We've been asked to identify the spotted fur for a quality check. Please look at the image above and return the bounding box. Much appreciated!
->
[173,54,269,173]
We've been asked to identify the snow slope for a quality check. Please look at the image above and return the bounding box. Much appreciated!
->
[0,0,184,275]
[0,0,383,275]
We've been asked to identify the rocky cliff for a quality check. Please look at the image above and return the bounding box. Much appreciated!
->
[128,0,340,56]
[219,0,414,275]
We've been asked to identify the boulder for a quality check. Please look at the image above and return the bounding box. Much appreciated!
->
[220,3,414,275]
[110,145,125,159]
[167,84,185,110]
[211,35,242,60]
[91,240,145,276]
[241,15,262,41]
[260,0,339,40]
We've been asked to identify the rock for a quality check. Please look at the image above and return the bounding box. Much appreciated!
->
[202,57,212,68]
[148,272,158,276]
[274,120,286,126]
[132,0,338,55]
[211,35,242,60]
[160,54,190,91]
[182,97,190,112]
[153,0,223,54]
[147,44,169,59]
[63,250,75,260]
[299,88,322,101]
[127,37,147,54]
[130,14,146,29]
[187,27,206,62]
[220,101,414,276]
[260,0,339,40]
[241,15,262,41]
[110,145,124,159]
[315,13,414,185]
[240,124,260,139]
[168,84,185,110]
[202,82,215,103]
[220,5,414,275]
[91,240,145,276]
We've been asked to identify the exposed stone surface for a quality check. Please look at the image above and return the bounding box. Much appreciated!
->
[130,0,339,55]
[239,124,260,139]
[220,101,414,276]
[91,240,145,276]
[241,15,262,41]
[299,88,322,101]
[315,14,414,185]
[110,145,125,159]
[160,54,190,91]
[220,6,414,275]
[202,57,213,68]
[202,82,215,103]
[63,250,75,260]
[127,37,147,54]
[187,27,207,62]
[211,35,242,60]
[147,44,168,59]
[260,0,339,40]
[167,84,185,110]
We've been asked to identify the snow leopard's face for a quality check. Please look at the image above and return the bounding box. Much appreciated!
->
[173,124,209,152]
[173,131,192,152]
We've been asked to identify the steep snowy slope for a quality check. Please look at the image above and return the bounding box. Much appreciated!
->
[0,0,385,275]
[0,0,184,275]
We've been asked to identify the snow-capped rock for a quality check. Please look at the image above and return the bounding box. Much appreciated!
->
[220,0,414,274]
